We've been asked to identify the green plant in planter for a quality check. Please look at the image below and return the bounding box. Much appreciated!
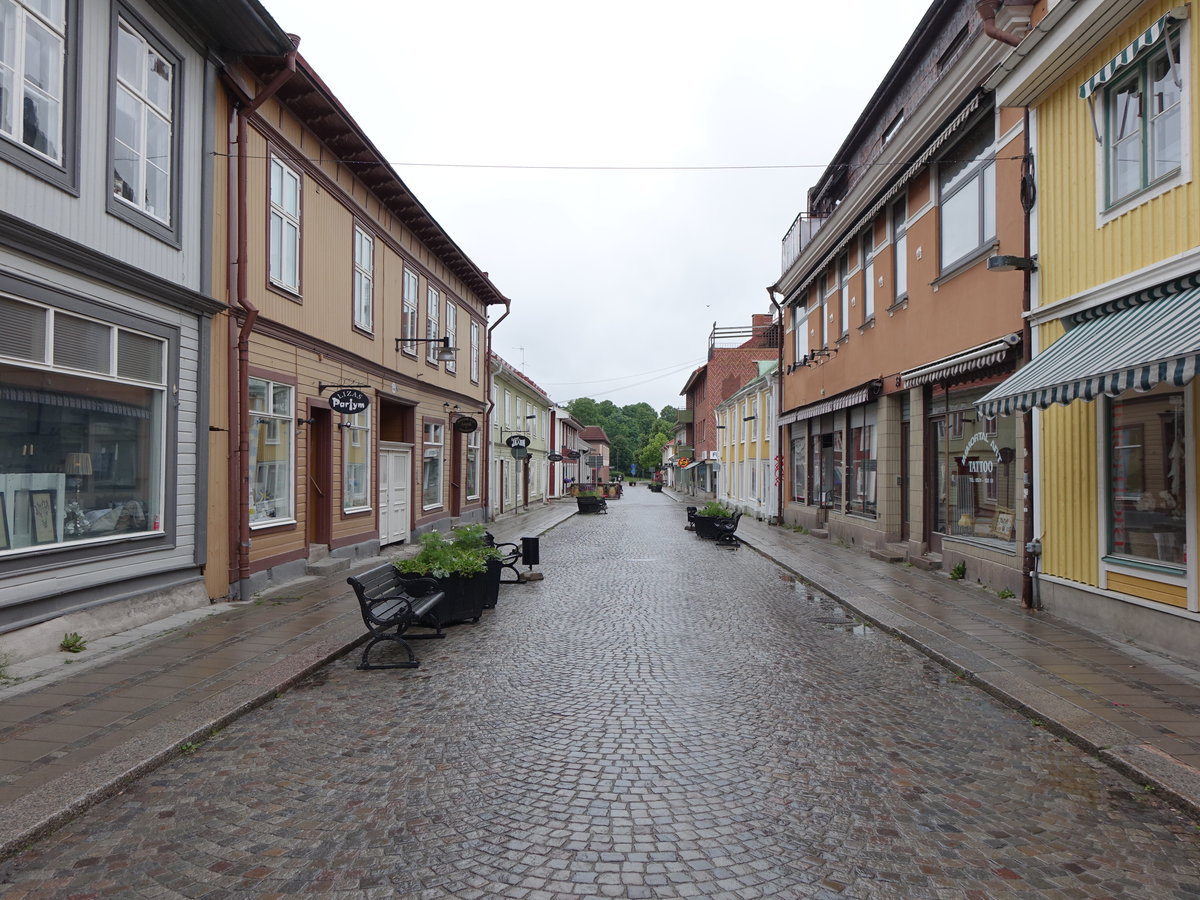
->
[395,529,498,578]
[697,501,733,518]
[949,561,966,581]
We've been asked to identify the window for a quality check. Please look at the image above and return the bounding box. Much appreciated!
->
[444,300,457,373]
[750,396,758,441]
[352,226,373,331]
[422,421,443,509]
[401,268,418,354]
[425,286,440,363]
[466,427,480,499]
[791,303,806,365]
[342,410,370,512]
[838,253,850,337]
[504,390,511,428]
[269,156,301,292]
[882,111,904,147]
[791,430,806,503]
[1,0,65,162]
[0,295,167,551]
[938,117,996,270]
[847,406,877,518]
[1108,386,1185,566]
[249,378,293,525]
[821,271,835,348]
[1104,34,1183,207]
[892,196,908,302]
[112,14,174,225]
[932,387,1017,543]
[470,320,480,383]
[861,229,875,322]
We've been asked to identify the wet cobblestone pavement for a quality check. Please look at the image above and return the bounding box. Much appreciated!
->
[3,489,1200,898]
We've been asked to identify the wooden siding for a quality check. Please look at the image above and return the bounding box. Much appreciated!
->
[0,1,209,289]
[1036,1,1200,304]
[1106,572,1187,608]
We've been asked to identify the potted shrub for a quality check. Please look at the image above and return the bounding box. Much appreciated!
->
[394,525,500,625]
[693,501,735,540]
[576,490,607,514]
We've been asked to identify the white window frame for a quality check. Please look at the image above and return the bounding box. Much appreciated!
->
[401,268,418,354]
[444,300,457,373]
[937,117,996,272]
[470,320,480,383]
[466,427,481,500]
[352,226,373,332]
[422,421,444,510]
[249,377,295,527]
[342,410,370,513]
[861,229,875,322]
[269,155,301,293]
[425,286,440,363]
[1097,28,1190,223]
[1,0,66,164]
[892,196,908,303]
[112,14,174,225]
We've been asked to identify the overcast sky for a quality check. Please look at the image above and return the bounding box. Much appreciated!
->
[261,0,934,413]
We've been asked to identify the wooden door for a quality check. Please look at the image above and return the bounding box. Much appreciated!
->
[378,448,411,546]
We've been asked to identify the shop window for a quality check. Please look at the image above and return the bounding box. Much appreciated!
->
[847,406,878,518]
[249,377,293,525]
[422,421,443,509]
[932,389,1017,544]
[790,431,806,503]
[342,410,370,512]
[0,296,166,552]
[811,421,843,509]
[1108,386,1185,566]
[466,428,480,500]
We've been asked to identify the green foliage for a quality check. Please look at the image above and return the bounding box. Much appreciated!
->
[60,632,87,653]
[395,527,500,578]
[698,501,733,517]
[949,562,966,581]
[998,588,1016,599]
[566,397,680,474]
[576,489,600,498]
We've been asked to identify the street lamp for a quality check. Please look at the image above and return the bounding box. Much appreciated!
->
[395,335,457,361]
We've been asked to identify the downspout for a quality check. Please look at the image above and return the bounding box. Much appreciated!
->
[486,300,511,520]
[767,287,785,525]
[229,41,298,599]
[976,0,1024,47]
[1019,106,1040,609]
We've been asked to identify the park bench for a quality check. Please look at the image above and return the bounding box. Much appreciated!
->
[486,531,522,589]
[693,511,742,547]
[347,565,446,670]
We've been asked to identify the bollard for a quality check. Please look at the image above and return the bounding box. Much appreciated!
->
[519,536,543,581]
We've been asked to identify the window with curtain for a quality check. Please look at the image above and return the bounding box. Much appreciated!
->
[422,422,443,509]
[249,377,293,525]
[847,405,878,517]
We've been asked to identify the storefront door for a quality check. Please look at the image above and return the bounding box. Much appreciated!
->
[378,446,411,546]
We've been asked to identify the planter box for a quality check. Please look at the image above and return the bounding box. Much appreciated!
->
[400,571,486,625]
[576,496,607,514]
[693,515,739,541]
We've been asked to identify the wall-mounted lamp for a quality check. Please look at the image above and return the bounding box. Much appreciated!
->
[396,335,457,361]
[297,416,316,427]
[743,415,757,421]
[987,254,1037,272]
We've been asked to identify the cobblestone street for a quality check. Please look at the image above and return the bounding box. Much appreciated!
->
[3,488,1200,898]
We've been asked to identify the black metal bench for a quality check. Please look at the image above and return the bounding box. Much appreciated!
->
[693,511,742,546]
[486,531,522,588]
[347,565,446,670]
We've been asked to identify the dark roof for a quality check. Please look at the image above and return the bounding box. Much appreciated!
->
[579,426,610,444]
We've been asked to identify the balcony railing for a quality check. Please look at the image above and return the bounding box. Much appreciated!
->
[781,212,828,275]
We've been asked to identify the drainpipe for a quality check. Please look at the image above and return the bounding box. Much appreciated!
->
[767,287,785,525]
[976,0,1024,47]
[485,301,511,520]
[228,41,299,600]
[1019,106,1039,609]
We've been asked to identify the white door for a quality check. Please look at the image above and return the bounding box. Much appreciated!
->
[378,448,411,546]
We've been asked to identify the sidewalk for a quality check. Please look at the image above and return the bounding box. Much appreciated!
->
[0,503,577,860]
[665,490,1200,820]
[4,495,1200,863]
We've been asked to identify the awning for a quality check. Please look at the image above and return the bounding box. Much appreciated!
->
[778,381,881,426]
[901,334,1021,388]
[1078,8,1187,99]
[976,286,1200,417]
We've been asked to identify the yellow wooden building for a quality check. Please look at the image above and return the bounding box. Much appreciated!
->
[981,0,1199,655]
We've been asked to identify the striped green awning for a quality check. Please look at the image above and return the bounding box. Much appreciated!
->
[977,286,1200,418]
[1078,9,1186,99]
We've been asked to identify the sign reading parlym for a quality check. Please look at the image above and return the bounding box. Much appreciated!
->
[328,389,370,415]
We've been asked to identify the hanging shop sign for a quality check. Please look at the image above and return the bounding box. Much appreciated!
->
[565,449,581,460]
[507,434,530,459]
[453,416,478,433]
[547,452,563,462]
[328,389,370,415]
